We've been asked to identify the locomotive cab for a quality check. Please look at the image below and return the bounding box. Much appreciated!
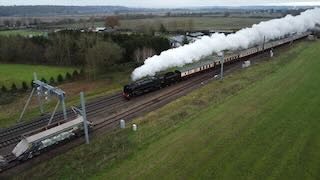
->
[123,85,132,99]
[163,71,181,87]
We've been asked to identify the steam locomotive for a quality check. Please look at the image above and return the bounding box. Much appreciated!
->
[123,32,311,99]
[123,71,181,99]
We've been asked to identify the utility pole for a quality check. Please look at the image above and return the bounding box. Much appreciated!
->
[262,36,266,51]
[218,51,225,80]
[61,98,67,120]
[34,72,44,114]
[80,92,90,144]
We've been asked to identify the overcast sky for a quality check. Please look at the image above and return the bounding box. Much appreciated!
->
[1,0,320,8]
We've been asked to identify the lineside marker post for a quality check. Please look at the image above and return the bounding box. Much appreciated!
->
[80,92,90,144]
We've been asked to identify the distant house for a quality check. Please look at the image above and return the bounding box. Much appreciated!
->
[187,32,204,38]
[94,27,107,32]
[186,32,205,43]
[54,29,62,33]
[169,35,184,48]
[91,27,116,33]
[169,34,202,47]
[209,30,235,35]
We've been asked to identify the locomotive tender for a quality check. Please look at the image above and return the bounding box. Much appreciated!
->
[123,32,311,99]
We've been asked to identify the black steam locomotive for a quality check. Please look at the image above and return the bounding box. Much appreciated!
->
[123,71,181,99]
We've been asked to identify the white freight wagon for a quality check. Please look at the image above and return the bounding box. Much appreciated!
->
[12,116,90,160]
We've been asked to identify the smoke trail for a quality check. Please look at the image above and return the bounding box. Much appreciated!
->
[132,8,320,81]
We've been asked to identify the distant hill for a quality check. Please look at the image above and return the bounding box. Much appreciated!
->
[0,6,137,16]
[0,5,315,17]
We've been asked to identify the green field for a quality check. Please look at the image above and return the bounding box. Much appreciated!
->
[0,30,46,37]
[0,64,77,88]
[14,40,320,179]
[120,16,272,31]
[54,16,272,31]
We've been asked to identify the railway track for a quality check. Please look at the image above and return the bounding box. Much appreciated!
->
[92,60,244,131]
[0,93,124,148]
[0,93,121,135]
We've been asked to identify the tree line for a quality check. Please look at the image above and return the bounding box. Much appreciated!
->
[0,30,170,65]
[0,30,170,78]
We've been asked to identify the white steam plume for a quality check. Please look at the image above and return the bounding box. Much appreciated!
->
[131,8,320,81]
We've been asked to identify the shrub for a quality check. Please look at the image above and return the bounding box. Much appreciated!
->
[30,80,34,88]
[79,69,85,77]
[49,77,55,84]
[72,70,79,79]
[1,85,7,92]
[40,77,47,83]
[11,83,18,92]
[65,72,72,81]
[57,74,64,83]
[0,93,14,105]
[22,81,28,91]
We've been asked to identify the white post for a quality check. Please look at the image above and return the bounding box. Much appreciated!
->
[132,124,137,131]
[120,119,125,129]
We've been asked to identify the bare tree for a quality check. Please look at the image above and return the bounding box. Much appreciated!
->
[187,19,194,31]
[134,47,156,63]
[105,16,120,29]
[168,21,178,31]
[142,47,155,60]
[15,20,22,27]
[159,23,167,33]
[89,16,95,28]
[134,48,142,64]
[3,19,10,27]
[85,41,123,79]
